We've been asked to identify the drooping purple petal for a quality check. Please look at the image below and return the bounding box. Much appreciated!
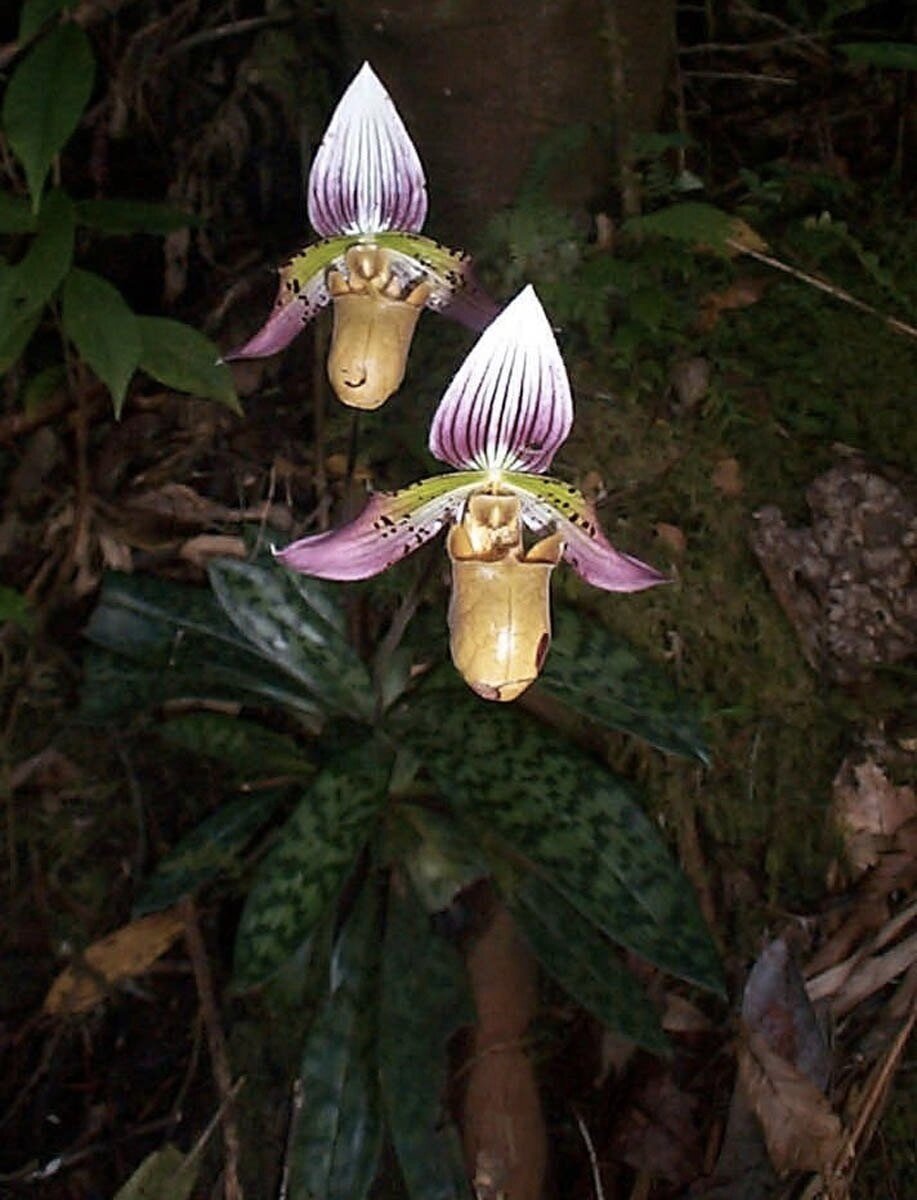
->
[436,268,501,333]
[275,474,480,581]
[559,516,668,591]
[512,477,668,593]
[429,286,572,474]
[307,62,428,238]
[222,295,309,361]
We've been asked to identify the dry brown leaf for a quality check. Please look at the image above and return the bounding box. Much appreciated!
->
[712,457,744,497]
[661,992,712,1034]
[726,218,770,256]
[44,910,185,1016]
[696,276,768,330]
[833,757,917,873]
[738,1027,844,1175]
[180,533,247,567]
[655,522,687,556]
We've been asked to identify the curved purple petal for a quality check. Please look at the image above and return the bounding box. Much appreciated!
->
[437,268,501,333]
[428,286,572,474]
[307,62,427,238]
[275,474,481,581]
[558,516,668,591]
[222,295,309,361]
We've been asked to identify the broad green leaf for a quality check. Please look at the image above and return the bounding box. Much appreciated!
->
[136,316,240,411]
[290,881,383,1200]
[21,362,66,414]
[0,190,36,233]
[134,788,288,916]
[112,1144,197,1200]
[396,692,724,995]
[0,305,41,372]
[624,202,764,256]
[233,750,385,986]
[509,873,669,1053]
[82,572,323,721]
[61,269,141,415]
[157,712,311,781]
[209,557,373,721]
[75,199,196,235]
[3,23,95,210]
[2,189,74,320]
[396,805,488,914]
[840,42,917,71]
[19,0,77,41]
[380,879,473,1200]
[538,605,710,762]
[0,585,34,630]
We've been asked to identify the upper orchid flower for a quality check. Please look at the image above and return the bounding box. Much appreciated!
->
[225,62,497,410]
[276,287,666,702]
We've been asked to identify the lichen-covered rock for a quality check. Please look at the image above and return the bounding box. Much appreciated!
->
[750,462,917,681]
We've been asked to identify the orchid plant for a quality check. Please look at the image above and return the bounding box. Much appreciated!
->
[226,62,496,409]
[276,286,665,701]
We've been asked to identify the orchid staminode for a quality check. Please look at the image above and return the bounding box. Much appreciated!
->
[276,287,666,702]
[225,62,496,410]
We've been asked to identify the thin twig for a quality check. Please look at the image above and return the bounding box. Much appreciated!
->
[179,896,244,1200]
[735,243,917,342]
[166,14,291,57]
[682,70,797,85]
[573,1108,606,1200]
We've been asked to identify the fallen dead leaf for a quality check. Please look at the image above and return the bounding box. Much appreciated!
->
[738,1027,844,1175]
[44,910,185,1016]
[726,218,769,256]
[655,523,687,556]
[697,276,769,331]
[833,756,917,874]
[712,457,744,497]
[180,533,248,567]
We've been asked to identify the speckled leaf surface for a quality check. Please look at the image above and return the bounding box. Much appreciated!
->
[134,788,287,916]
[396,693,723,994]
[538,605,710,762]
[82,573,322,721]
[289,882,383,1200]
[509,873,669,1053]
[379,880,473,1200]
[157,713,312,781]
[233,751,385,987]
[209,558,373,720]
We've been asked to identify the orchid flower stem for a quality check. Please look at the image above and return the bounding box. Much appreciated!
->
[345,411,361,490]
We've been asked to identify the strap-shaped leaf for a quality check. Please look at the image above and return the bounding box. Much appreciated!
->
[82,573,325,720]
[157,713,312,782]
[137,317,240,411]
[61,268,141,415]
[134,787,288,917]
[2,23,95,210]
[233,751,385,987]
[289,881,383,1200]
[395,692,723,995]
[538,605,710,762]
[508,873,669,1053]
[379,878,473,1200]
[209,558,373,721]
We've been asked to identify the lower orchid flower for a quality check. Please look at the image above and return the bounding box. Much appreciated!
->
[277,286,666,701]
[224,61,496,410]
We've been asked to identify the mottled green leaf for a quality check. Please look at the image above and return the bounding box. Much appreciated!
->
[290,881,383,1200]
[137,317,240,411]
[624,202,737,254]
[396,805,488,914]
[233,751,385,987]
[134,788,287,916]
[840,42,917,70]
[396,692,724,995]
[0,190,36,233]
[0,304,41,372]
[509,873,669,1053]
[61,269,140,415]
[2,23,95,210]
[209,557,373,721]
[82,572,322,721]
[157,712,311,781]
[1,189,74,321]
[380,879,473,1200]
[112,1144,197,1200]
[538,605,709,762]
[75,199,196,235]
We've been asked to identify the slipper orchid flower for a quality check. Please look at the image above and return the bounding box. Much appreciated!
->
[277,287,666,701]
[225,62,497,410]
